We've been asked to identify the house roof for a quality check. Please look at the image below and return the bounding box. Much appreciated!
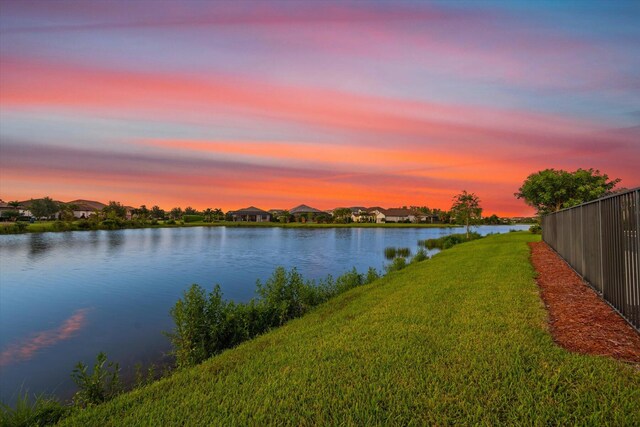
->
[384,208,413,217]
[232,206,270,215]
[19,198,63,208]
[289,204,324,215]
[66,199,107,211]
[349,206,368,213]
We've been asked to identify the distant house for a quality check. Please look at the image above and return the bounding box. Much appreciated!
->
[66,199,106,218]
[372,208,417,223]
[289,204,325,218]
[350,207,376,223]
[230,206,271,222]
[124,206,135,220]
[0,201,16,213]
[0,201,21,220]
[367,208,388,223]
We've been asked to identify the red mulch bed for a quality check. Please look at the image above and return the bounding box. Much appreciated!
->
[529,241,640,363]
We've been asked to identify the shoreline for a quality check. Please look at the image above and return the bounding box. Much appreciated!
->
[0,220,503,235]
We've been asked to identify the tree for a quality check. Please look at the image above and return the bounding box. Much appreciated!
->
[332,208,352,223]
[1,210,19,220]
[450,190,482,240]
[277,210,291,223]
[29,197,59,219]
[8,200,21,210]
[102,201,127,219]
[150,205,165,220]
[136,205,149,220]
[409,206,431,223]
[485,214,501,225]
[170,207,183,220]
[213,208,224,221]
[60,203,78,222]
[202,208,214,222]
[515,168,620,215]
[184,206,198,215]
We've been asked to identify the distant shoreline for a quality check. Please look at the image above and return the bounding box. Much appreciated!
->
[0,220,534,235]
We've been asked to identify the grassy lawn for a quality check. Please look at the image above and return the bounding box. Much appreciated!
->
[61,232,639,425]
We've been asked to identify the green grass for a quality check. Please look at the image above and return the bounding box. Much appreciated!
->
[60,232,639,425]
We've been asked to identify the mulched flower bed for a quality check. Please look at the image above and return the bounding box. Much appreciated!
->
[529,241,640,363]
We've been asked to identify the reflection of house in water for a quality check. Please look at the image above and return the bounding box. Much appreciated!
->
[230,206,271,222]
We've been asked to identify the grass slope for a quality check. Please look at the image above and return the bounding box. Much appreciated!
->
[61,233,639,425]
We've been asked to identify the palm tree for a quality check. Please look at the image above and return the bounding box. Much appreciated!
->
[278,210,291,223]
[213,208,224,221]
[203,208,214,223]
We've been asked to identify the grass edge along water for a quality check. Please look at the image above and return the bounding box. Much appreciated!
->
[58,232,640,425]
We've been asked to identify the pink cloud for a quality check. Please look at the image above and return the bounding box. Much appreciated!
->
[0,309,90,366]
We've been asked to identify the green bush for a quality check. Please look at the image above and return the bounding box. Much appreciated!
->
[52,220,72,231]
[334,268,364,294]
[165,219,176,225]
[77,220,92,230]
[385,257,407,273]
[182,215,204,223]
[133,363,158,389]
[365,267,380,284]
[411,248,429,263]
[100,219,122,230]
[529,224,542,234]
[168,266,376,368]
[419,232,482,250]
[0,391,70,427]
[14,222,29,233]
[166,285,210,368]
[71,352,122,408]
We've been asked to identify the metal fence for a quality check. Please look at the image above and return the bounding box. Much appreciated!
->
[542,188,640,331]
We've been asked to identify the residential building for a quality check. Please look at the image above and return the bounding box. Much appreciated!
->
[66,199,106,218]
[230,206,271,222]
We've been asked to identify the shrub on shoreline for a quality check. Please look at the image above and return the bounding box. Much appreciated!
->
[167,266,380,368]
[418,232,482,250]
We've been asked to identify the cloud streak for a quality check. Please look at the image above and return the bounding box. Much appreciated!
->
[1,1,638,215]
[0,309,90,366]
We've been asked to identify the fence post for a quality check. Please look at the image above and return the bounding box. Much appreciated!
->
[599,199,604,296]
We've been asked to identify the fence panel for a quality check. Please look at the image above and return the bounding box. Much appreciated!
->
[542,188,640,331]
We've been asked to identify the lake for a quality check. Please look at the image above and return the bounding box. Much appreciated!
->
[0,225,529,402]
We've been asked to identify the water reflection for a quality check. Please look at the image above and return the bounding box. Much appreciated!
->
[107,231,124,253]
[28,234,52,259]
[0,308,90,367]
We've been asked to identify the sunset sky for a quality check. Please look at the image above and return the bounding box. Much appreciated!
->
[1,0,638,216]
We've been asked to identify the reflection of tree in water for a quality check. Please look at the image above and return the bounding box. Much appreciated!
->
[28,234,52,258]
[150,228,162,248]
[107,231,124,253]
[28,231,106,259]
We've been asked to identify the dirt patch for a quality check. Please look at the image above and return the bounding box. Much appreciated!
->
[529,241,640,363]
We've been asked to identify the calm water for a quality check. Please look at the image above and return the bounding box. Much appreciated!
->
[0,225,528,402]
